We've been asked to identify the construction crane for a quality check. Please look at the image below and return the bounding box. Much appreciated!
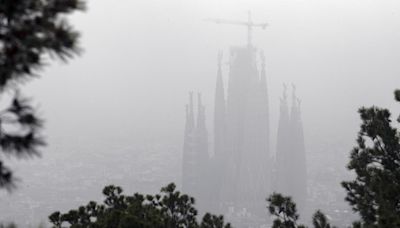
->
[205,11,268,47]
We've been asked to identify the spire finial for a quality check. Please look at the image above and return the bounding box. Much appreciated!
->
[283,83,288,101]
[292,83,297,102]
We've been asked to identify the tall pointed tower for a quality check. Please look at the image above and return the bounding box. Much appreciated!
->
[182,92,196,194]
[183,12,272,216]
[182,92,211,211]
[195,93,208,165]
[275,85,290,195]
[259,51,271,195]
[181,14,309,223]
[216,45,271,214]
[209,52,227,213]
[214,51,226,160]
[275,85,307,212]
[288,86,307,211]
[193,93,210,210]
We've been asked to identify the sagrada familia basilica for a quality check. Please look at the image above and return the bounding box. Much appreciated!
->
[182,13,307,218]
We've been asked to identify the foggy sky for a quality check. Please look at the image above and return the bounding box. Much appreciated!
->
[3,0,400,224]
[24,0,400,146]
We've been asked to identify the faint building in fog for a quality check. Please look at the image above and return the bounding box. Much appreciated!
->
[216,46,271,214]
[275,85,307,211]
[182,14,307,217]
[275,85,290,196]
[182,43,272,215]
[182,92,196,195]
[182,92,210,210]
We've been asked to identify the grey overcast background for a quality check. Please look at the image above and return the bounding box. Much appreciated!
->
[1,0,400,225]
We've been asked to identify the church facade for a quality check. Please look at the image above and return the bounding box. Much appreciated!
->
[182,30,307,216]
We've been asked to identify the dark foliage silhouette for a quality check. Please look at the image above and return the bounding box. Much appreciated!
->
[342,91,400,227]
[267,193,306,228]
[267,193,335,228]
[312,210,334,228]
[0,0,85,189]
[49,183,231,228]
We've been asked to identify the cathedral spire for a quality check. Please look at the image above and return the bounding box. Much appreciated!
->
[291,84,297,109]
[259,50,269,142]
[197,93,206,130]
[275,83,290,194]
[278,83,289,133]
[192,92,210,211]
[282,84,288,105]
[195,93,208,158]
[184,104,190,134]
[256,49,271,203]
[291,84,297,120]
[288,85,307,213]
[260,51,267,86]
[182,92,196,194]
[214,51,225,157]
[290,84,302,124]
[189,91,195,130]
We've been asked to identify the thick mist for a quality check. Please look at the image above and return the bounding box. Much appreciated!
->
[1,0,400,226]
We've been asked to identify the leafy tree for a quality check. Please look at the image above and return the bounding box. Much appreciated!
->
[267,193,334,228]
[158,183,198,228]
[200,213,231,228]
[267,193,306,228]
[312,210,335,228]
[49,183,231,228]
[395,90,400,102]
[0,0,85,189]
[342,91,400,227]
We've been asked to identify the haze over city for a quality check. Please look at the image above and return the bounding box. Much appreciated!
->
[1,0,400,227]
